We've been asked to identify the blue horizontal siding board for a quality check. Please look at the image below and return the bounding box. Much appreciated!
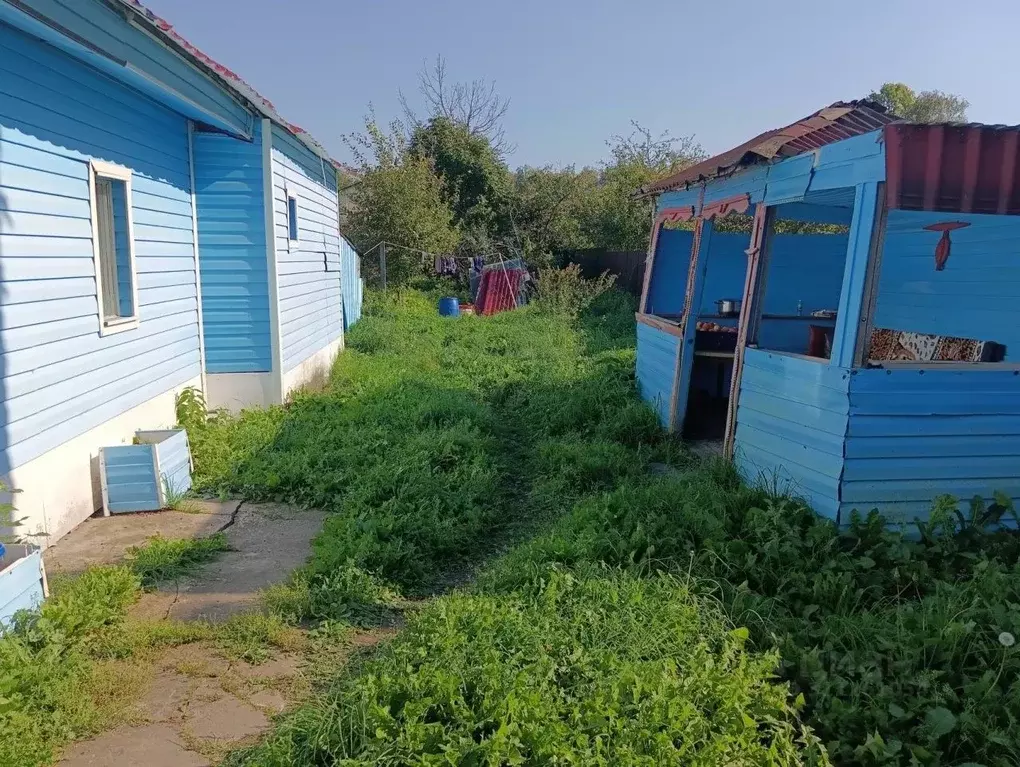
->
[843,368,1020,523]
[763,154,812,205]
[0,550,45,627]
[271,126,344,373]
[192,125,271,373]
[0,22,203,475]
[635,323,679,428]
[655,187,701,213]
[733,350,850,520]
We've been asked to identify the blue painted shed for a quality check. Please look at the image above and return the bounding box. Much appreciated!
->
[636,102,1020,524]
[0,0,360,544]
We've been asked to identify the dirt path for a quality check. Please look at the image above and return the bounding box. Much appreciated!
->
[46,502,327,767]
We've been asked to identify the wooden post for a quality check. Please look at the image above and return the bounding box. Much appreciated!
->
[668,218,713,432]
[379,242,387,290]
[831,182,881,368]
[723,204,774,458]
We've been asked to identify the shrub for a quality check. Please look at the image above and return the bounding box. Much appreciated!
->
[533,263,617,317]
[0,566,140,767]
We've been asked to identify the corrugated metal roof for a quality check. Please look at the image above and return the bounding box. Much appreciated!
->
[885,122,1020,214]
[114,0,343,168]
[637,100,894,197]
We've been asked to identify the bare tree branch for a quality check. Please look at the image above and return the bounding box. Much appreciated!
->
[401,55,515,156]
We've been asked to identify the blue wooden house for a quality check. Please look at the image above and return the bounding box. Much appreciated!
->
[0,0,362,544]
[636,102,1020,524]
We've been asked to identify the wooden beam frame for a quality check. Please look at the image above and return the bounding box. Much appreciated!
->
[639,199,701,313]
[667,217,713,431]
[723,204,774,458]
[831,182,881,368]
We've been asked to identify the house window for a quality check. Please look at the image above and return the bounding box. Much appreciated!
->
[287,193,299,243]
[90,160,138,335]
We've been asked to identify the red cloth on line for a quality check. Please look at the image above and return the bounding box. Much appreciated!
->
[478,269,522,315]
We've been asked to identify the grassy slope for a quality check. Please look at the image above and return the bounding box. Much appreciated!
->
[185,290,1020,767]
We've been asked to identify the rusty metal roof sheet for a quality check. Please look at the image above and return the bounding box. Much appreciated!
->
[637,100,894,197]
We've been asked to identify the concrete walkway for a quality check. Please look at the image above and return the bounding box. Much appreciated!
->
[47,502,328,766]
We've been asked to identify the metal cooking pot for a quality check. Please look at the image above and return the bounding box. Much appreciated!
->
[716,298,741,316]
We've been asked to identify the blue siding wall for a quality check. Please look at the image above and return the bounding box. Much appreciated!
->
[873,209,1020,361]
[645,229,693,315]
[636,322,679,427]
[270,126,343,372]
[0,23,201,472]
[842,368,1020,523]
[4,0,251,136]
[340,236,362,329]
[192,124,271,373]
[733,350,850,520]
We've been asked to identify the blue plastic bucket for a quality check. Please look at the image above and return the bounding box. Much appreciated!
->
[438,297,461,317]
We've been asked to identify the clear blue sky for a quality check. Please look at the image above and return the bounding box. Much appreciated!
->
[147,0,1016,169]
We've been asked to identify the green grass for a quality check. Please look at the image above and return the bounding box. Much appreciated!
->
[124,532,230,588]
[176,287,1020,766]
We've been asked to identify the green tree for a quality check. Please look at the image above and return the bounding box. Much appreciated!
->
[579,122,705,251]
[408,116,510,253]
[343,113,460,285]
[868,82,969,123]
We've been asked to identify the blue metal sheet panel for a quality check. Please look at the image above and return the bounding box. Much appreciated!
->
[635,323,679,428]
[0,24,202,474]
[340,236,362,329]
[155,430,192,496]
[192,123,271,373]
[271,126,344,373]
[872,209,1020,361]
[733,350,851,520]
[0,549,45,627]
[644,229,693,315]
[102,444,161,513]
[842,368,1020,523]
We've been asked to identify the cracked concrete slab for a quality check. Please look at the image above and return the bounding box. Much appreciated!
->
[134,503,327,622]
[44,501,239,576]
[58,724,210,767]
[185,695,268,741]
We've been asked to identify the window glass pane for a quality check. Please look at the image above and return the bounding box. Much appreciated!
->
[288,196,299,241]
[95,176,133,321]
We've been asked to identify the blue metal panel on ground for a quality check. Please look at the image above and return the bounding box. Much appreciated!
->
[733,350,850,520]
[841,368,1020,523]
[873,210,1020,361]
[636,323,679,428]
[153,430,192,497]
[0,23,202,472]
[271,126,344,372]
[0,548,45,627]
[645,229,693,315]
[102,444,161,513]
[192,123,272,373]
[340,237,362,329]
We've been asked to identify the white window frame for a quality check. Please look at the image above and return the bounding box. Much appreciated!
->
[88,159,140,336]
[286,189,299,250]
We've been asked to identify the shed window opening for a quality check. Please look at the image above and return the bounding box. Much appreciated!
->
[287,193,299,242]
[747,198,854,362]
[91,162,138,333]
